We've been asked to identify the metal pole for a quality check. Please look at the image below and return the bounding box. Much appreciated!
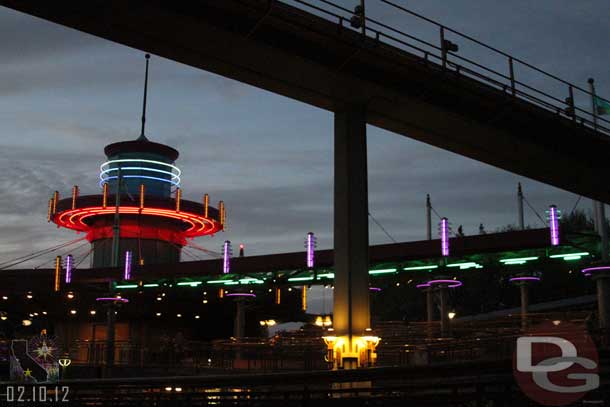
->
[588,78,610,333]
[360,0,366,35]
[439,286,449,337]
[517,183,524,230]
[440,26,446,70]
[520,283,529,331]
[601,203,608,262]
[508,57,515,96]
[106,167,121,375]
[110,167,121,268]
[426,194,432,240]
[589,78,608,260]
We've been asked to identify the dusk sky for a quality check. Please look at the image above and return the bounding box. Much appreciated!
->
[1,0,608,283]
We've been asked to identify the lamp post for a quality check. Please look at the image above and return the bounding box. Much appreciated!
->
[322,329,337,369]
[58,354,71,379]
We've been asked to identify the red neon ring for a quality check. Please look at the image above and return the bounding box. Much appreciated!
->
[53,206,221,238]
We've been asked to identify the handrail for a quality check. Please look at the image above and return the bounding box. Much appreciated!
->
[282,0,610,135]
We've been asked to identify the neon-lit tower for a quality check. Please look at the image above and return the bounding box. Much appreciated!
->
[47,55,224,269]
[48,137,224,268]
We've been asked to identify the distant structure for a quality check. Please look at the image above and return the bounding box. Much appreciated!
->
[47,55,225,268]
[48,136,225,268]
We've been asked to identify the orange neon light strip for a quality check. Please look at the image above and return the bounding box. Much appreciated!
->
[204,194,209,218]
[52,191,59,214]
[102,183,108,208]
[175,188,182,212]
[139,184,145,211]
[54,256,61,292]
[71,185,79,210]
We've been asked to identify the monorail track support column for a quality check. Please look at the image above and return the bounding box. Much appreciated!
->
[333,104,372,369]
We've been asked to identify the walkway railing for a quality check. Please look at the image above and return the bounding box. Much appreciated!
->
[282,0,610,135]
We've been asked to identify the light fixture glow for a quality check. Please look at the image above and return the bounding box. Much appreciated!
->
[368,268,397,275]
[177,281,202,287]
[440,217,450,257]
[115,284,138,289]
[416,279,463,289]
[499,256,539,264]
[65,254,73,284]
[581,266,610,276]
[446,262,483,270]
[54,256,61,292]
[403,265,439,271]
[99,159,181,187]
[223,240,231,274]
[549,205,560,246]
[549,252,589,259]
[287,276,314,282]
[306,232,316,269]
[124,251,132,281]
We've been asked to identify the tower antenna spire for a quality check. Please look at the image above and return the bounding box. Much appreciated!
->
[139,53,151,140]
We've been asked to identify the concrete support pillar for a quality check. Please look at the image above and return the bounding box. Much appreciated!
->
[234,299,246,339]
[333,105,370,363]
[520,283,529,330]
[439,286,449,337]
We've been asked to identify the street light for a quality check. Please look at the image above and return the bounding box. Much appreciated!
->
[448,311,456,320]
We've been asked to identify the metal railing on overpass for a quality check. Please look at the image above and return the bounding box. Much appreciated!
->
[281,0,610,135]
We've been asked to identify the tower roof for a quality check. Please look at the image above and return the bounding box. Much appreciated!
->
[104,137,179,161]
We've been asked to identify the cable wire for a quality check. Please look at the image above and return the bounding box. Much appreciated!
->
[368,212,397,243]
[522,196,547,226]
[0,237,87,270]
[0,236,86,268]
[570,195,583,215]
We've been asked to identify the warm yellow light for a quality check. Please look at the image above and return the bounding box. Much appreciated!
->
[195,315,200,319]
[2,296,7,300]
[102,183,108,208]
[69,310,77,315]
[203,194,209,218]
[22,319,32,326]
[156,312,162,317]
[448,312,456,320]
[203,299,208,304]
[323,315,332,327]
[89,310,96,316]
[175,188,182,212]
[176,314,182,318]
[26,293,33,300]
[139,184,145,210]
[164,387,173,392]
[54,256,61,292]
[315,316,323,327]
[362,335,381,347]
[67,292,75,299]
[71,185,79,210]
[175,387,182,392]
